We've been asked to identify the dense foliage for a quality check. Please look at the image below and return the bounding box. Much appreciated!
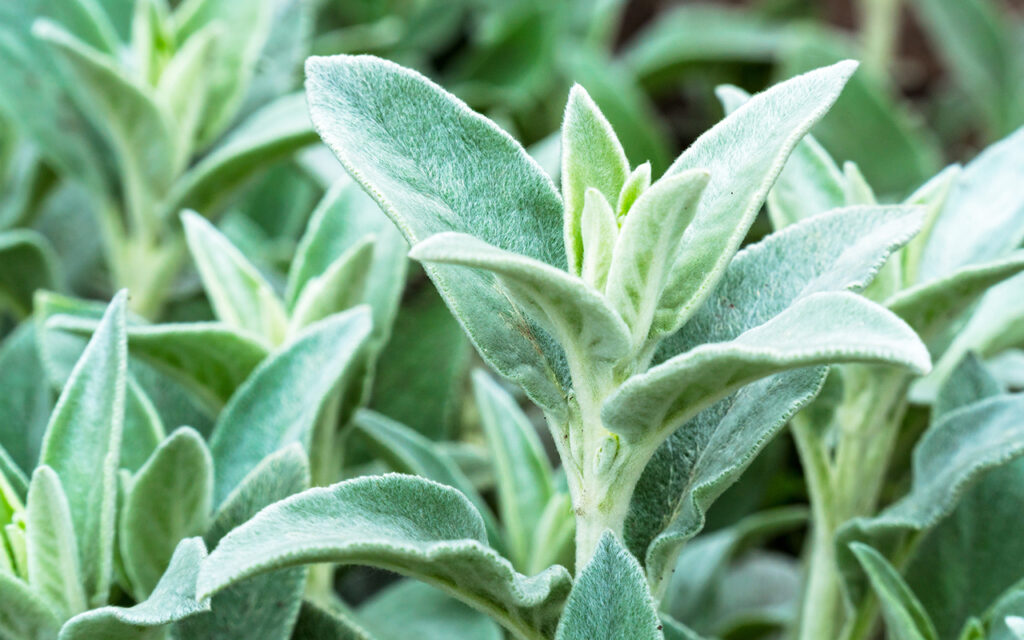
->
[2,1,1024,639]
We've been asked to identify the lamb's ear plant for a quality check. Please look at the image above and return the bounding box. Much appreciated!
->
[718,88,1024,640]
[194,55,935,640]
[0,0,315,316]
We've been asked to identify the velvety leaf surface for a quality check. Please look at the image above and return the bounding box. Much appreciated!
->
[198,475,572,639]
[0,571,61,640]
[0,324,52,476]
[174,446,310,640]
[58,537,209,640]
[26,466,85,621]
[554,532,662,640]
[306,54,569,416]
[288,237,374,334]
[38,291,126,605]
[121,428,212,599]
[410,232,630,364]
[291,601,372,640]
[209,308,371,504]
[653,60,857,337]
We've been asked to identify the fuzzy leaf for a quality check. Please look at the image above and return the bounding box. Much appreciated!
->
[472,371,555,570]
[851,543,937,640]
[352,410,503,551]
[410,232,630,365]
[174,446,310,640]
[26,466,86,620]
[931,353,1001,422]
[555,532,662,640]
[305,54,568,417]
[38,291,126,605]
[605,169,709,346]
[652,60,857,337]
[579,189,617,292]
[58,537,209,640]
[198,474,573,639]
[182,211,289,346]
[292,601,372,640]
[561,84,630,274]
[121,428,212,599]
[0,323,52,476]
[209,307,371,505]
[605,292,928,441]
[0,571,61,640]
[837,392,1024,605]
[617,162,652,219]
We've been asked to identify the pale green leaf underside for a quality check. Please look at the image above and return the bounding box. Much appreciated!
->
[850,543,937,640]
[38,291,126,605]
[555,532,662,640]
[305,54,568,416]
[209,307,371,505]
[198,475,572,639]
[604,291,929,441]
[653,60,858,337]
[410,232,630,364]
[837,392,1024,605]
[182,211,288,346]
[58,537,209,640]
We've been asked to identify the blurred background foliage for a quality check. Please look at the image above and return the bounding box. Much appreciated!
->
[1,0,1023,633]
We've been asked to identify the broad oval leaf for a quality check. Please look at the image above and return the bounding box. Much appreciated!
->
[410,232,630,365]
[554,531,662,640]
[121,427,212,599]
[38,291,126,606]
[209,307,372,505]
[198,474,573,639]
[58,537,209,640]
[305,54,568,416]
[652,60,858,337]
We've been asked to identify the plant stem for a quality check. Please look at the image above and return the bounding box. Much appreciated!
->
[793,367,911,640]
[859,0,902,79]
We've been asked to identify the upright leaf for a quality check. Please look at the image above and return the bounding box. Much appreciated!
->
[121,428,212,599]
[306,54,568,416]
[561,84,630,274]
[554,531,662,640]
[198,475,573,639]
[0,571,61,640]
[652,60,858,337]
[38,291,126,605]
[288,236,374,334]
[851,543,938,640]
[182,211,288,345]
[209,308,371,504]
[26,466,86,620]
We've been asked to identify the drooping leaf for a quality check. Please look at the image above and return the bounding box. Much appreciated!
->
[198,474,573,639]
[604,292,929,441]
[305,54,568,416]
[358,580,502,640]
[121,428,212,599]
[209,307,371,504]
[181,211,288,346]
[38,291,126,605]
[25,466,86,621]
[472,371,555,570]
[850,543,938,640]
[837,392,1024,606]
[554,531,662,640]
[409,232,630,365]
[560,84,630,274]
[174,445,310,640]
[58,537,209,640]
